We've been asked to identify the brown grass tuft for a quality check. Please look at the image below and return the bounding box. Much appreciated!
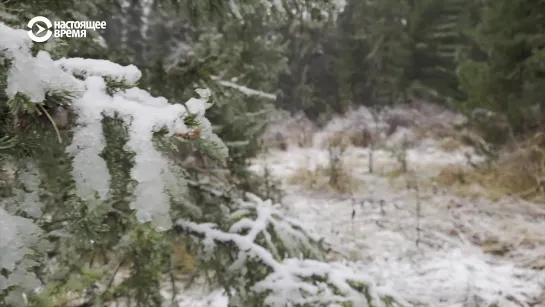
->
[414,125,456,142]
[322,132,352,149]
[172,238,197,273]
[322,130,375,149]
[434,133,545,201]
[289,165,361,194]
[297,132,314,148]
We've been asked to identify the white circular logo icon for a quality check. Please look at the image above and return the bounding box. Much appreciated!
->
[27,16,53,43]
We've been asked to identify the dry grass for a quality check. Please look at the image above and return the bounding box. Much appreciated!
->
[261,114,316,149]
[321,132,352,149]
[321,130,375,149]
[294,142,363,193]
[433,166,500,200]
[260,131,313,150]
[414,125,456,142]
[434,132,545,201]
[173,238,197,273]
[289,165,361,194]
[297,132,314,148]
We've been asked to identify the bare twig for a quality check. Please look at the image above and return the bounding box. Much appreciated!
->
[210,75,276,100]
[415,181,421,247]
[368,107,380,174]
[38,104,63,143]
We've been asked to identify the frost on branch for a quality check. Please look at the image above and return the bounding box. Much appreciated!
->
[0,207,43,305]
[64,76,226,230]
[0,163,47,305]
[10,163,44,218]
[55,57,142,84]
[177,193,404,307]
[0,207,41,279]
[211,75,277,101]
[0,23,82,102]
[0,22,227,231]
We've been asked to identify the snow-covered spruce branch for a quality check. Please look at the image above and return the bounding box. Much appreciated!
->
[0,22,228,231]
[0,162,46,306]
[0,21,227,303]
[177,193,405,307]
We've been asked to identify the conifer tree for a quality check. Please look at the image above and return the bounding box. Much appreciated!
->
[457,0,545,132]
[0,2,403,306]
[337,0,473,105]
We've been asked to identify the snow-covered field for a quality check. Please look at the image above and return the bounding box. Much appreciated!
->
[176,107,545,307]
[248,145,545,307]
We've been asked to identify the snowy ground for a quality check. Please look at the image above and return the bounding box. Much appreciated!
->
[247,144,545,307]
[174,108,545,307]
[174,145,545,306]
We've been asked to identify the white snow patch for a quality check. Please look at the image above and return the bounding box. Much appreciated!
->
[0,24,83,102]
[211,75,276,100]
[56,57,142,84]
[1,21,226,232]
[248,128,545,306]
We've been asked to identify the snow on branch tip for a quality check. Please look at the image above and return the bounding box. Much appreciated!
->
[211,75,277,101]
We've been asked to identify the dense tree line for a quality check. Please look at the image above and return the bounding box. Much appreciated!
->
[276,0,545,135]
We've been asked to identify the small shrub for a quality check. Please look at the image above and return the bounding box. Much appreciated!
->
[248,165,284,203]
[327,145,345,188]
[384,110,417,136]
[289,145,360,194]
[349,129,374,147]
[288,165,360,194]
[276,132,288,151]
[469,109,512,145]
[434,133,545,201]
[289,167,329,189]
[434,166,471,186]
[322,131,352,149]
[433,166,496,199]
[173,238,197,273]
[322,130,376,149]
[297,131,314,147]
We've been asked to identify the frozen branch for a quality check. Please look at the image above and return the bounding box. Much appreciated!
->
[177,193,404,307]
[211,75,277,101]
